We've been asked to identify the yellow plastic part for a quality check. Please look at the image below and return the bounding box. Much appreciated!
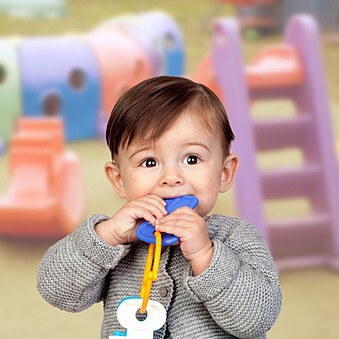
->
[139,231,162,314]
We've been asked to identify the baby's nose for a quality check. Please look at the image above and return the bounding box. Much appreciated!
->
[160,167,184,186]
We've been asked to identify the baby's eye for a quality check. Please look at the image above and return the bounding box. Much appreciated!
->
[183,155,200,165]
[141,158,159,168]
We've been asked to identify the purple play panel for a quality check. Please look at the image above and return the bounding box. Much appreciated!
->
[212,15,339,271]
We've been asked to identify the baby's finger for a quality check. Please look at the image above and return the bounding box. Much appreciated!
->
[143,195,167,209]
[134,197,167,219]
[140,195,167,210]
[132,206,160,226]
[160,211,195,224]
[155,219,190,239]
[146,194,167,206]
[170,206,198,215]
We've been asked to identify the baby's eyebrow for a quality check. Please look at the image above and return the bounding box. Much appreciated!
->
[183,142,211,152]
[128,146,154,160]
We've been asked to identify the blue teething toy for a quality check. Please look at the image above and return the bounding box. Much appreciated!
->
[136,195,199,246]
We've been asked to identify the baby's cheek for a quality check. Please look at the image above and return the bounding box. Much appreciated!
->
[196,197,217,217]
[124,180,151,201]
[199,187,220,214]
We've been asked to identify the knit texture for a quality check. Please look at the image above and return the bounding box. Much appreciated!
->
[36,214,282,338]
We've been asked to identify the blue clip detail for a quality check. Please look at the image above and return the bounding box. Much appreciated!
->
[112,330,127,336]
[136,195,199,245]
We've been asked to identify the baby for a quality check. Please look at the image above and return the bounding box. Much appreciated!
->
[37,76,282,338]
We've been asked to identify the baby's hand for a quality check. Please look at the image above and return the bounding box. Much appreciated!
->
[155,207,213,275]
[95,195,167,246]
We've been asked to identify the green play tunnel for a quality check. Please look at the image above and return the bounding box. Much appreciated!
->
[0,39,21,145]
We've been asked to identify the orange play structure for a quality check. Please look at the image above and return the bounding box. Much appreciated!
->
[0,118,83,237]
[86,31,152,121]
[246,45,304,88]
[193,54,224,102]
[194,44,304,98]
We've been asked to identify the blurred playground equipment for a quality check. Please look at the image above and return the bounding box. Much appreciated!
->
[20,36,100,141]
[94,11,185,77]
[195,14,339,271]
[0,38,21,145]
[218,0,339,36]
[0,118,83,237]
[0,10,183,239]
[1,8,338,272]
[278,0,339,32]
[0,11,184,146]
[0,0,67,19]
[86,30,152,139]
[218,0,278,36]
[140,11,185,77]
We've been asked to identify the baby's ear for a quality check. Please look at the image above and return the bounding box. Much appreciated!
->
[219,153,239,193]
[104,161,126,199]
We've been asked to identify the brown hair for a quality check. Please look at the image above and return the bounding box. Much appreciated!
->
[106,76,235,159]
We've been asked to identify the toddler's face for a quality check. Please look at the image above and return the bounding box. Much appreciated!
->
[109,111,237,218]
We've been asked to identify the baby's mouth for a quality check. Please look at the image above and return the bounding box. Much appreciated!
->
[161,193,195,200]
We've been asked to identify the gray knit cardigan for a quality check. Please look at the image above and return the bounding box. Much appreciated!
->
[36,214,282,338]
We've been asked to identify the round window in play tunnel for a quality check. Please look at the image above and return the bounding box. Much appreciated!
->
[0,64,6,84]
[69,68,86,90]
[165,33,175,50]
[42,93,61,117]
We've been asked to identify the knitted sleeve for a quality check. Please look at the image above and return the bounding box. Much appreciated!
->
[183,215,282,338]
[36,214,131,313]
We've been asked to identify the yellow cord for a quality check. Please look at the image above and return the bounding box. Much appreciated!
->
[139,231,162,313]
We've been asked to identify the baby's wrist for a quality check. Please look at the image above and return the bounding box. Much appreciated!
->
[190,242,214,276]
[94,220,123,247]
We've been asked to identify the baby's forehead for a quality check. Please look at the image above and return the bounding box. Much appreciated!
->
[115,108,228,159]
[145,112,210,135]
[125,125,219,155]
